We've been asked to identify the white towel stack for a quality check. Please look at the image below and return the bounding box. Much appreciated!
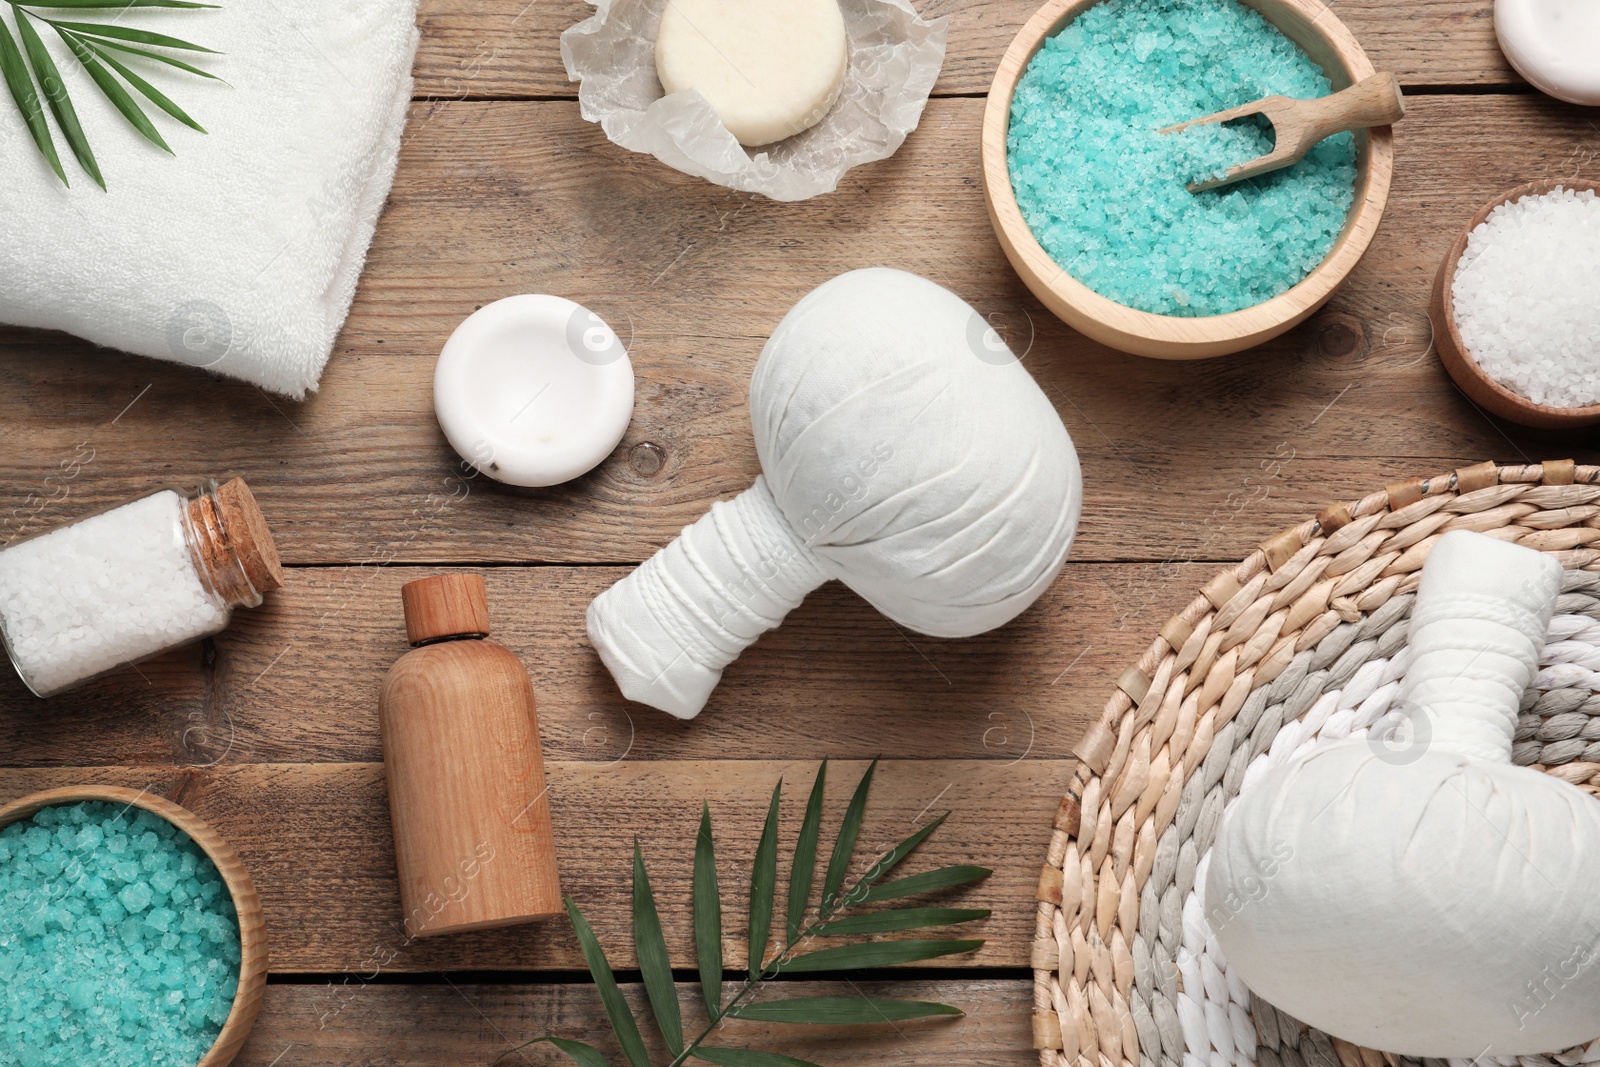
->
[0,0,419,397]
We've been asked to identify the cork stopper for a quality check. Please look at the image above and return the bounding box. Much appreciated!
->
[186,477,284,605]
[401,574,491,646]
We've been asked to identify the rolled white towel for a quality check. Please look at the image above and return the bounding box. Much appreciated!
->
[0,0,419,397]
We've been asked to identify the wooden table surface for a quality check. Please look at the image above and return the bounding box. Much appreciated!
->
[2,2,1598,1064]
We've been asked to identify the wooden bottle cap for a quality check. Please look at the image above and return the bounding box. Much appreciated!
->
[402,574,491,645]
[215,478,285,594]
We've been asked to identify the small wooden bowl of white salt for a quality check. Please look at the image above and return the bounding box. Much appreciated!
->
[1431,178,1600,429]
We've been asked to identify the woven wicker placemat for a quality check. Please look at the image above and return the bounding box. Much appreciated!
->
[1033,460,1600,1067]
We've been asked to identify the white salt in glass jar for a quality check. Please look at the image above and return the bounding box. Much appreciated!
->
[0,478,283,697]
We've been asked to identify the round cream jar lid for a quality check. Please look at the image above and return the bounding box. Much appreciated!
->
[1496,0,1600,106]
[434,295,635,488]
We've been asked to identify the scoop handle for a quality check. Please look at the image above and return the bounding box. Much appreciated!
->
[586,478,828,719]
[1298,72,1406,144]
[1398,530,1561,763]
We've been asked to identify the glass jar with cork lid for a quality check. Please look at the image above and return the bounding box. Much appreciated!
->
[0,477,283,697]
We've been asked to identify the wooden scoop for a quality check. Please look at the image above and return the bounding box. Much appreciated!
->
[1161,72,1405,193]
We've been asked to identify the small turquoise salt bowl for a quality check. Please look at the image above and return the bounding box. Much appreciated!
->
[0,786,269,1067]
[981,0,1395,359]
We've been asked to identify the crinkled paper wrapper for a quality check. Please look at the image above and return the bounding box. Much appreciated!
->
[560,0,949,201]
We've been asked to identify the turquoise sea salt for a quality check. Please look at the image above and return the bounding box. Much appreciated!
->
[0,802,240,1067]
[1008,0,1358,316]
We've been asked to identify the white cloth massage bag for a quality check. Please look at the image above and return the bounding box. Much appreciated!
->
[1208,531,1600,1056]
[587,267,1082,718]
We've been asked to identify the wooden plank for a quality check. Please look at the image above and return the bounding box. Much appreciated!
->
[239,978,1034,1066]
[1,96,1594,570]
[0,561,1198,767]
[410,0,1516,100]
[0,760,1066,973]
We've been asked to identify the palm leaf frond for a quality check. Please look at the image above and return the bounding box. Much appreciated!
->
[693,801,724,1020]
[727,997,963,1024]
[694,1049,824,1067]
[747,781,781,979]
[85,36,219,79]
[524,764,981,1067]
[565,897,651,1067]
[0,10,64,182]
[632,842,683,1058]
[22,13,106,182]
[778,937,984,973]
[836,811,948,911]
[2,0,216,186]
[786,761,826,942]
[495,1036,612,1067]
[820,757,876,914]
[37,17,216,51]
[858,864,992,905]
[85,38,202,130]
[17,2,217,9]
[815,906,989,936]
[56,27,169,152]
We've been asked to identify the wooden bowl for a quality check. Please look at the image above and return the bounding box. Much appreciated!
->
[0,786,268,1067]
[1429,178,1600,430]
[981,0,1395,359]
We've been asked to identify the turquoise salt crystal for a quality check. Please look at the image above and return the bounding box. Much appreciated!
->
[0,802,239,1067]
[1007,0,1358,317]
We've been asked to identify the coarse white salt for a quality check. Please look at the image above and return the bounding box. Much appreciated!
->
[0,491,229,696]
[1451,185,1600,408]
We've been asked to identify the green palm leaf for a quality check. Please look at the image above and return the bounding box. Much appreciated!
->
[778,938,983,973]
[17,1,217,8]
[56,27,168,151]
[835,812,947,911]
[75,36,218,79]
[22,15,100,179]
[748,781,780,979]
[38,17,216,50]
[1,0,214,186]
[0,11,64,182]
[786,762,826,942]
[820,758,876,914]
[564,897,650,1067]
[816,906,989,936]
[527,764,989,1067]
[19,11,103,181]
[727,997,964,1024]
[693,802,723,1020]
[85,38,201,130]
[694,1049,824,1067]
[858,865,992,905]
[631,842,683,1058]
[497,1037,611,1067]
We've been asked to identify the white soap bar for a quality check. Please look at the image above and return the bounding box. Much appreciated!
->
[655,0,849,147]
[433,295,635,488]
[1496,0,1600,106]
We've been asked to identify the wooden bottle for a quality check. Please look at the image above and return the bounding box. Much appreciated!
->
[379,573,562,937]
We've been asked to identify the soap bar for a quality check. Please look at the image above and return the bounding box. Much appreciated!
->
[1496,0,1600,105]
[655,0,849,147]
[433,295,635,488]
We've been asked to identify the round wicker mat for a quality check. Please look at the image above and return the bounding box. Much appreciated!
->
[1033,461,1600,1067]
